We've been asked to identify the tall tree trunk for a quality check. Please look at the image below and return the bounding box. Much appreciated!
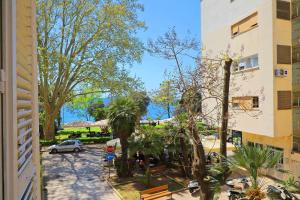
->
[56,110,62,129]
[179,128,191,178]
[43,112,56,140]
[119,135,130,177]
[188,116,214,200]
[167,103,171,118]
[43,103,61,140]
[220,58,232,158]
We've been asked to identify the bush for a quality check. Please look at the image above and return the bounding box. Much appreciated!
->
[40,137,111,146]
[78,137,111,144]
[40,140,58,146]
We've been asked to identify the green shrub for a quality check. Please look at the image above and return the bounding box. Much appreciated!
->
[40,140,58,146]
[77,137,111,144]
[57,127,101,134]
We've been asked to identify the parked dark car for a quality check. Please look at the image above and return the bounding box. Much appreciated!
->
[68,132,81,138]
[87,131,96,137]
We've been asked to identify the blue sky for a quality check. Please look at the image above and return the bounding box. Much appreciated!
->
[130,0,201,91]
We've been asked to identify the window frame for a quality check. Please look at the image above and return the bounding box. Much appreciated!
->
[232,54,259,73]
[232,96,260,110]
[278,91,292,110]
[268,145,284,166]
[231,12,258,37]
[252,97,259,108]
[277,45,291,64]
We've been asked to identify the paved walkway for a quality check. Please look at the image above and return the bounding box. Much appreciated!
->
[42,145,121,200]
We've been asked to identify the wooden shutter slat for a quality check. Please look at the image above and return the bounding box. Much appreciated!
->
[17,76,32,91]
[277,45,291,64]
[18,128,32,143]
[17,119,33,129]
[17,64,32,82]
[18,153,32,174]
[278,91,292,109]
[17,109,32,119]
[17,100,32,109]
[277,0,291,20]
[19,137,33,157]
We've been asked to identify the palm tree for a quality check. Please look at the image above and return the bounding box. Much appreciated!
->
[231,145,282,189]
[128,126,165,186]
[108,97,138,177]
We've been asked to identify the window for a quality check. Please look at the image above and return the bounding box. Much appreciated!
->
[247,141,254,147]
[233,54,259,72]
[252,97,259,108]
[247,142,263,148]
[278,91,292,110]
[60,141,68,146]
[293,137,300,153]
[277,45,291,64]
[268,146,284,166]
[277,0,291,20]
[231,12,258,37]
[232,101,239,108]
[232,96,259,110]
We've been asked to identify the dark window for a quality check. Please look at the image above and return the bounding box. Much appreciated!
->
[278,91,292,110]
[252,97,259,108]
[247,142,263,148]
[268,146,284,165]
[277,0,291,20]
[293,137,300,152]
[277,45,291,64]
[247,142,254,147]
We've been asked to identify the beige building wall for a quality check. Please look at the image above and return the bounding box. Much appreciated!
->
[2,0,40,199]
[201,0,300,180]
[201,0,275,137]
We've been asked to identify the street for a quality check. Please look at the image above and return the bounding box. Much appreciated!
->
[42,145,120,200]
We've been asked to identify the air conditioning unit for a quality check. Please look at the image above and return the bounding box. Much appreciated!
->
[274,68,288,77]
[238,62,246,70]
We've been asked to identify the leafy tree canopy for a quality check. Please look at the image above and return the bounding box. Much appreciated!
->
[152,80,177,118]
[37,0,145,139]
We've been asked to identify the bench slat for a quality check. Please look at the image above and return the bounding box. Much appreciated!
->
[141,190,168,198]
[143,191,172,200]
[140,185,168,195]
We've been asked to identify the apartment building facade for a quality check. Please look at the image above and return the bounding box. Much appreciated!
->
[201,0,300,180]
[1,0,41,199]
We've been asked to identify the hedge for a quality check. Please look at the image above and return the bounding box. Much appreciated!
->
[40,137,111,147]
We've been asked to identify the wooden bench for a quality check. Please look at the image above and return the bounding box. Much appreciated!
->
[149,165,166,175]
[140,185,172,200]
